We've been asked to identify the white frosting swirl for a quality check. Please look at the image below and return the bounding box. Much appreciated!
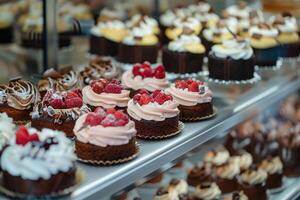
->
[230,152,253,171]
[259,157,283,175]
[241,169,267,185]
[168,34,202,52]
[204,148,230,166]
[212,39,253,60]
[188,2,212,13]
[249,25,278,37]
[127,14,158,29]
[194,183,221,200]
[127,99,179,121]
[216,161,240,179]
[173,17,200,31]
[165,84,212,106]
[203,22,237,42]
[225,4,251,19]
[74,113,136,147]
[168,179,188,195]
[160,9,188,27]
[1,128,76,180]
[0,113,16,150]
[122,71,169,92]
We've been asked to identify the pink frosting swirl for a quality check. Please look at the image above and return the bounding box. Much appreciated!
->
[127,99,179,121]
[74,113,136,147]
[121,71,169,92]
[166,84,213,106]
[82,86,130,108]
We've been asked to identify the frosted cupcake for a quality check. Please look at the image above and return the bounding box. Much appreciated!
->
[193,183,221,200]
[259,156,283,189]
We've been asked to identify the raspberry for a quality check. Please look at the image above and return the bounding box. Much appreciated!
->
[138,89,149,95]
[104,83,122,94]
[29,133,39,142]
[138,94,152,105]
[106,108,116,114]
[91,81,105,94]
[16,126,30,145]
[186,80,194,85]
[99,79,109,86]
[66,91,79,99]
[141,67,153,78]
[132,65,142,76]
[175,80,188,89]
[101,114,116,127]
[49,98,66,109]
[154,65,166,79]
[85,112,102,126]
[110,79,121,85]
[114,119,129,126]
[94,107,106,118]
[133,94,141,102]
[188,81,199,92]
[154,92,172,105]
[142,61,151,69]
[65,97,83,108]
[114,110,126,119]
[152,90,162,98]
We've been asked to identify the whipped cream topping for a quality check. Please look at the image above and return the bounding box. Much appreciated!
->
[230,152,253,171]
[90,20,126,37]
[82,86,130,108]
[122,70,169,92]
[216,161,240,179]
[166,84,212,107]
[1,128,76,180]
[240,168,267,185]
[193,12,219,26]
[74,113,136,147]
[0,113,16,150]
[1,79,40,110]
[211,38,253,60]
[194,183,221,200]
[204,148,230,166]
[153,188,179,200]
[127,99,179,121]
[225,4,251,19]
[122,24,156,45]
[173,17,200,32]
[259,157,283,175]
[249,25,278,37]
[160,9,188,27]
[203,21,237,42]
[168,179,188,196]
[168,34,203,52]
[127,14,158,30]
[188,2,212,13]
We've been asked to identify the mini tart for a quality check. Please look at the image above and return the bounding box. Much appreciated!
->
[1,127,77,196]
[187,163,214,187]
[31,89,90,137]
[121,62,169,97]
[0,78,40,122]
[208,38,255,81]
[73,108,137,164]
[127,90,180,139]
[166,80,213,121]
[162,32,205,74]
[259,156,283,189]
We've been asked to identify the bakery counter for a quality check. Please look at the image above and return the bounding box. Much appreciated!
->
[67,66,300,200]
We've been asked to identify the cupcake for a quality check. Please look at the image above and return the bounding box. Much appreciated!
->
[82,79,130,110]
[127,14,160,36]
[168,179,188,197]
[79,57,119,85]
[127,90,180,139]
[0,78,40,123]
[192,11,220,30]
[204,147,230,166]
[31,88,90,137]
[0,113,16,154]
[208,37,255,81]
[259,156,283,189]
[1,127,77,196]
[238,166,267,200]
[229,151,253,172]
[166,80,213,121]
[89,17,128,56]
[122,62,169,97]
[237,10,264,38]
[162,28,206,74]
[223,191,248,200]
[117,15,159,64]
[193,183,221,200]
[215,159,240,193]
[74,108,137,164]
[37,67,83,97]
[249,23,280,67]
[187,163,214,187]
[0,9,14,44]
[153,187,179,200]
[270,13,300,58]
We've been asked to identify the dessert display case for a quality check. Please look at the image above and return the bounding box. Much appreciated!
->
[0,0,300,199]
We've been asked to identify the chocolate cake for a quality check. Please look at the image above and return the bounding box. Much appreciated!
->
[89,33,119,56]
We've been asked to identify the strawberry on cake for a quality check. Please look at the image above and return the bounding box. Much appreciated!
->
[127,90,180,139]
[121,62,169,97]
[166,79,214,121]
[31,88,90,137]
[82,79,130,109]
[74,108,138,164]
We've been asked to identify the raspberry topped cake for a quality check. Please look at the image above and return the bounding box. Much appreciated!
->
[74,108,138,164]
[0,78,40,123]
[1,126,77,196]
[166,80,213,121]
[121,62,169,97]
[82,79,130,109]
[31,89,90,137]
[127,90,180,139]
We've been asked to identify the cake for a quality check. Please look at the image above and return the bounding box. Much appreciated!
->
[229,151,253,172]
[121,62,169,97]
[0,113,16,155]
[82,79,130,109]
[127,90,180,139]
[79,57,119,85]
[74,108,138,164]
[162,28,206,74]
[117,15,159,64]
[0,8,14,44]
[31,88,90,137]
[193,183,221,200]
[1,127,77,196]
[0,78,40,123]
[238,166,267,200]
[249,23,280,67]
[259,156,283,189]
[89,16,128,56]
[223,191,248,200]
[37,67,83,97]
[187,163,214,187]
[208,37,255,81]
[204,147,230,166]
[166,80,213,121]
[270,13,300,58]
[215,159,240,193]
